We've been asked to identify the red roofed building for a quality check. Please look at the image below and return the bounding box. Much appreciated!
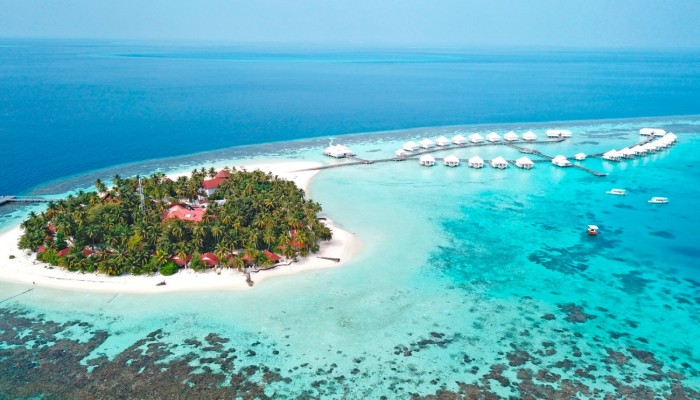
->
[37,245,47,254]
[82,248,94,257]
[214,169,230,179]
[200,252,219,267]
[163,204,205,223]
[263,250,281,263]
[56,247,71,257]
[47,223,55,234]
[201,178,225,195]
[170,255,191,267]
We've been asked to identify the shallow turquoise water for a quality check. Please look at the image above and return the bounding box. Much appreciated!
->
[0,117,699,398]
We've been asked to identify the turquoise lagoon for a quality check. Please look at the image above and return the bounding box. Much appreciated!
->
[1,117,699,398]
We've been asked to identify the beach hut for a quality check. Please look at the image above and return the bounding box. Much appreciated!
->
[486,132,501,142]
[490,156,508,169]
[631,145,647,156]
[435,136,451,147]
[504,131,519,142]
[619,148,636,158]
[403,141,419,151]
[640,128,666,136]
[469,133,484,143]
[452,134,468,145]
[443,155,460,167]
[522,131,537,141]
[602,150,622,161]
[420,138,435,149]
[324,144,352,158]
[200,252,220,268]
[419,154,435,167]
[468,156,484,168]
[515,156,534,169]
[395,149,408,159]
[546,129,573,138]
[574,153,587,161]
[551,155,571,167]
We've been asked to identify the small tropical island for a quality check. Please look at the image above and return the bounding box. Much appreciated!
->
[17,167,333,279]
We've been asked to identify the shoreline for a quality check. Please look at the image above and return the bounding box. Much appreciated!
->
[0,161,362,294]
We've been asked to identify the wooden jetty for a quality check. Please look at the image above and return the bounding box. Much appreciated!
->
[0,196,50,207]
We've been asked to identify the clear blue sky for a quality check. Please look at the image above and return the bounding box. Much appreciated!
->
[2,0,700,49]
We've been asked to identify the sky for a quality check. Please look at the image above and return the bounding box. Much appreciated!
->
[1,0,700,49]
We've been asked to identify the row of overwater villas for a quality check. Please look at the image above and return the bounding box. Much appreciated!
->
[397,130,572,154]
[601,133,677,161]
[417,154,574,169]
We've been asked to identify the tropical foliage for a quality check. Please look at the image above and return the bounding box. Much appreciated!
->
[18,168,332,276]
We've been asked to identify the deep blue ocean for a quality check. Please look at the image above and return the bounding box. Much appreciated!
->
[1,39,700,195]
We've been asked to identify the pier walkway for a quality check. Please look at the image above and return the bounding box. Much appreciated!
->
[0,196,51,207]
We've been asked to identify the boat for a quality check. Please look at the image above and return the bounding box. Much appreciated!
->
[648,197,669,204]
[587,225,599,235]
[606,189,626,196]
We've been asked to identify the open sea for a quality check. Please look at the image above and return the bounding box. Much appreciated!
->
[0,40,699,398]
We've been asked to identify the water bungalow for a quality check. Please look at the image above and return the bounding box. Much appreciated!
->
[403,141,419,151]
[419,154,435,167]
[546,129,573,138]
[468,156,484,168]
[452,134,468,145]
[602,150,622,161]
[619,148,636,158]
[631,145,647,156]
[486,132,501,142]
[642,143,658,152]
[469,133,484,143]
[420,138,435,149]
[515,156,534,169]
[435,136,451,147]
[395,149,408,158]
[490,156,508,169]
[522,131,537,141]
[574,153,587,161]
[324,144,353,158]
[443,155,460,167]
[652,140,668,149]
[504,131,519,141]
[640,128,666,136]
[551,155,571,167]
[665,132,677,143]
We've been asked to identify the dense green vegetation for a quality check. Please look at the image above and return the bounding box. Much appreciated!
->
[19,167,332,276]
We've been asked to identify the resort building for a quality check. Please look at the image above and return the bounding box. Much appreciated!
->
[619,148,636,158]
[323,144,353,158]
[403,141,419,151]
[395,149,408,159]
[469,133,484,143]
[435,136,451,147]
[522,131,538,141]
[602,150,622,161]
[490,156,508,169]
[419,154,435,167]
[546,129,573,138]
[652,139,668,149]
[642,143,658,152]
[640,128,666,136]
[515,156,534,169]
[551,155,571,167]
[451,134,468,145]
[263,250,282,264]
[214,170,231,179]
[200,252,219,268]
[420,138,435,149]
[201,178,225,196]
[631,145,647,156]
[486,132,501,142]
[574,153,587,161]
[164,204,206,223]
[468,156,484,168]
[504,131,519,141]
[443,155,460,167]
[170,255,192,267]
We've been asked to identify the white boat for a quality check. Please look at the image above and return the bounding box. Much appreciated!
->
[606,189,626,196]
[648,197,669,204]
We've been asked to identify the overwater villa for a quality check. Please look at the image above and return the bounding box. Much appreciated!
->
[468,156,484,168]
[435,136,451,147]
[515,156,534,169]
[443,155,460,167]
[490,156,508,169]
[452,134,468,145]
[323,144,353,158]
[602,150,622,161]
[652,139,669,149]
[631,145,647,156]
[640,128,666,136]
[486,132,501,142]
[619,148,636,158]
[469,133,484,143]
[419,154,435,167]
[522,131,537,141]
[642,143,658,152]
[546,129,573,138]
[504,131,519,141]
[420,138,435,149]
[403,141,419,151]
[395,149,408,158]
[574,152,587,161]
[551,155,572,167]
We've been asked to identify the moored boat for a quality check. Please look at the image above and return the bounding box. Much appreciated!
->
[648,197,669,204]
[606,188,626,196]
[587,225,599,235]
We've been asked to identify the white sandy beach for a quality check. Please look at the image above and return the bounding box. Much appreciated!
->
[0,161,362,294]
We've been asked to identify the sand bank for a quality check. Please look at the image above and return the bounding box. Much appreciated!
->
[0,161,361,294]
